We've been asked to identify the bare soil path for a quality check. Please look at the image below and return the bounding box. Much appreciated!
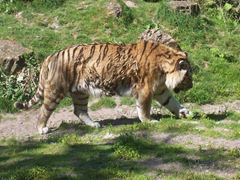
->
[0,100,239,140]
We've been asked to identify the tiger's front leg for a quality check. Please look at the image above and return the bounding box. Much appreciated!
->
[154,85,192,118]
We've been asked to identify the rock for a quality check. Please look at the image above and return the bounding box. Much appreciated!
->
[138,29,182,51]
[106,0,123,18]
[168,1,201,15]
[124,1,137,8]
[0,40,33,75]
[48,17,60,29]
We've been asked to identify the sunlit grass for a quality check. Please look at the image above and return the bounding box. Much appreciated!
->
[90,97,117,111]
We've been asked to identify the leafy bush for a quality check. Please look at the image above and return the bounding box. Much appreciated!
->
[0,55,39,112]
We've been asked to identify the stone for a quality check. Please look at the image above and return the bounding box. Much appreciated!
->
[0,40,33,75]
[138,29,182,51]
[168,1,200,15]
[106,0,123,18]
[124,1,137,8]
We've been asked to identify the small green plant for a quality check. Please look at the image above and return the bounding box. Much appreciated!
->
[90,97,116,111]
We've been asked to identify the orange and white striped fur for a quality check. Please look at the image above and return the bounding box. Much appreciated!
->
[14,41,193,134]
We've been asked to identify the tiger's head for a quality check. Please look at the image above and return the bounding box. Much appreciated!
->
[159,47,193,93]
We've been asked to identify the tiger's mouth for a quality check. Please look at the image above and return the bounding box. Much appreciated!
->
[173,88,180,94]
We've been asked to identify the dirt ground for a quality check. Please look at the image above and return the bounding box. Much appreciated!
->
[0,99,240,140]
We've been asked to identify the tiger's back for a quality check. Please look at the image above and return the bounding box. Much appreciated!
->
[15,41,192,135]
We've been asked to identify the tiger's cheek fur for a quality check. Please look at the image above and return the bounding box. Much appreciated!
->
[165,71,186,90]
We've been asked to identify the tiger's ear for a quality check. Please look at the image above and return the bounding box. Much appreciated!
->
[184,52,188,58]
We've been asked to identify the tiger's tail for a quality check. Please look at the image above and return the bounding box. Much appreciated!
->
[14,87,44,110]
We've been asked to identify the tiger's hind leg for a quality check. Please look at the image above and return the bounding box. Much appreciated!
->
[70,92,100,128]
[136,89,153,122]
[37,87,65,135]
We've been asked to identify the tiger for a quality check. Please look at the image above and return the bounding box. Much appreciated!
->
[14,40,193,135]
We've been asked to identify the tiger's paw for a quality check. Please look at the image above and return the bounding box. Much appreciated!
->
[40,127,49,135]
[150,119,159,123]
[93,122,101,128]
[178,108,193,118]
[39,127,57,135]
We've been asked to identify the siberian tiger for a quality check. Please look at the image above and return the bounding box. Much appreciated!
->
[14,41,193,135]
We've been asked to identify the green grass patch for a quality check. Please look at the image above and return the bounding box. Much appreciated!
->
[120,97,135,106]
[56,97,73,111]
[90,97,117,111]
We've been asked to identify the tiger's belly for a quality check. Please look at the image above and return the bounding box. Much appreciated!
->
[71,81,133,97]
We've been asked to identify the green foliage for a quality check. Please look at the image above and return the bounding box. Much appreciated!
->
[90,97,117,111]
[0,55,39,112]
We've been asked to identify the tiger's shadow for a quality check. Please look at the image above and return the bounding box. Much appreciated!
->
[97,114,171,126]
[98,113,230,126]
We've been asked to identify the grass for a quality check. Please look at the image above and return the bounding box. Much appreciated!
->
[1,112,240,179]
[0,0,240,179]
[120,97,135,106]
[0,0,239,112]
[90,97,117,111]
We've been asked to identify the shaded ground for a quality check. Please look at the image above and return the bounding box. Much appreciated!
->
[0,99,239,178]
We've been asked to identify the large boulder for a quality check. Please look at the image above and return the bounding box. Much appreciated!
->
[0,40,33,75]
[138,29,182,51]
